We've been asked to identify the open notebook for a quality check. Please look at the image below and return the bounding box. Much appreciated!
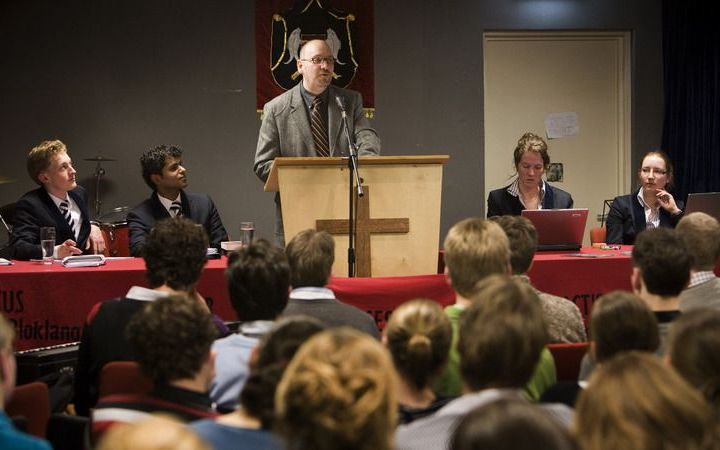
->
[521,208,589,251]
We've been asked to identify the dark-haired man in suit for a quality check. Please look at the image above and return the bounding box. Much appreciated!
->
[127,145,228,256]
[11,139,105,260]
[254,38,380,245]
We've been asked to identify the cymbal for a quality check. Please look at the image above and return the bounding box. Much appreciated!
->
[84,156,116,162]
[0,176,15,185]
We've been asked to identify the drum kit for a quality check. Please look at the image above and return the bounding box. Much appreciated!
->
[84,155,130,256]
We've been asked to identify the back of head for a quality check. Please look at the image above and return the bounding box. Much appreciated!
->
[26,139,67,185]
[0,314,16,400]
[96,415,210,450]
[226,239,290,321]
[276,327,396,450]
[632,228,691,297]
[143,217,209,291]
[126,295,217,385]
[513,132,550,169]
[676,212,720,271]
[458,275,548,391]
[590,291,659,363]
[575,352,714,450]
[444,218,510,298]
[140,145,183,190]
[667,308,720,411]
[489,215,538,275]
[384,299,452,391]
[286,229,335,288]
[451,398,578,450]
[240,315,326,428]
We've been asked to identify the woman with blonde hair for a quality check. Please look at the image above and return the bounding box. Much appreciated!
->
[574,352,716,450]
[384,299,454,423]
[275,327,396,450]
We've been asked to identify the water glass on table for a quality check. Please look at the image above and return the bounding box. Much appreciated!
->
[40,227,55,264]
[240,222,255,247]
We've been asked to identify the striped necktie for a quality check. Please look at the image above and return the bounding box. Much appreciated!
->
[59,201,75,235]
[310,96,331,157]
[170,201,182,217]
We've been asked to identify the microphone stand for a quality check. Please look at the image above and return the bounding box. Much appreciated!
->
[337,96,363,277]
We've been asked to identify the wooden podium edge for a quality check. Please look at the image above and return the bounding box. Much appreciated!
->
[264,155,450,192]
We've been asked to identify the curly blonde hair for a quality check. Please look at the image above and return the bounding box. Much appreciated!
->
[275,328,397,450]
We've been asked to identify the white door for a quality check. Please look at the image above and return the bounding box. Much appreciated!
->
[484,31,631,244]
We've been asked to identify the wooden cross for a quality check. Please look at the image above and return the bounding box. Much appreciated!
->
[315,186,409,277]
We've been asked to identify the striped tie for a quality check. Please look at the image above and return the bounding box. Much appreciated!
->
[170,201,182,217]
[59,201,75,231]
[310,96,330,157]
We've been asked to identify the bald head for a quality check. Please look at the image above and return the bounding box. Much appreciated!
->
[297,39,334,95]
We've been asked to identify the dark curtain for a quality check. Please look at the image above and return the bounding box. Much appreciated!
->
[662,1,720,202]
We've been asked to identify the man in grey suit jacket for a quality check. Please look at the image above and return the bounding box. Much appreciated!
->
[254,39,380,244]
[127,145,228,256]
[677,212,720,312]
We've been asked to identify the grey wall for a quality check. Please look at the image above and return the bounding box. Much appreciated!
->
[0,0,662,243]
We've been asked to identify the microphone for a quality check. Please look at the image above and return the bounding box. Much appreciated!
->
[335,96,346,117]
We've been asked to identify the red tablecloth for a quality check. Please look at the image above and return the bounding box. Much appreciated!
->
[0,247,644,350]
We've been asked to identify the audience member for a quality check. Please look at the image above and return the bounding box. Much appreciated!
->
[74,217,224,416]
[574,352,715,450]
[276,327,396,450]
[127,144,228,256]
[396,276,571,450]
[193,316,324,450]
[666,308,720,414]
[630,227,690,346]
[96,415,210,450]
[90,296,219,443]
[282,229,380,337]
[0,314,52,450]
[491,215,586,342]
[434,218,556,400]
[210,240,290,412]
[451,398,578,450]
[545,291,659,405]
[383,299,454,424]
[676,212,720,311]
[10,139,104,260]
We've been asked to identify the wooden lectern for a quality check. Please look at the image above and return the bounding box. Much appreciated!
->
[265,155,449,277]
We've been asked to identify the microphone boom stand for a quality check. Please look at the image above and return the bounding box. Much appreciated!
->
[337,97,363,277]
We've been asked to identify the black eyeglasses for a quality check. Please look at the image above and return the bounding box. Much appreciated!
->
[300,56,334,65]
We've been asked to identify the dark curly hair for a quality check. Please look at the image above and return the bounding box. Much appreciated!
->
[126,295,217,384]
[143,217,208,291]
[140,145,183,190]
[240,316,325,429]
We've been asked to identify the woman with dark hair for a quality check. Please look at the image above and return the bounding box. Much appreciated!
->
[487,132,573,217]
[606,150,684,244]
[191,316,325,450]
[383,299,454,424]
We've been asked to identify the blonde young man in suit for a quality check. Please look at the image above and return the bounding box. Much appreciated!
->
[11,140,105,260]
[254,39,380,245]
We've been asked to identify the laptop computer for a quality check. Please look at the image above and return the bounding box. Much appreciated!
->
[684,192,720,221]
[521,208,589,251]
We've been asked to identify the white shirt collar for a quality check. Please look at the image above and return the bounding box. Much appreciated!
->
[157,193,182,215]
[506,178,546,209]
[289,286,336,299]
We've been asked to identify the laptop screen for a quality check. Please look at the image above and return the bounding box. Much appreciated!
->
[685,192,720,221]
[521,208,589,251]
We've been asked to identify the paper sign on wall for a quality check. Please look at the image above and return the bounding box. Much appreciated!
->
[545,112,579,139]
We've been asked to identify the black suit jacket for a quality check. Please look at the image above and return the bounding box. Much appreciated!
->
[486,183,574,217]
[127,191,228,256]
[605,189,684,245]
[10,186,91,260]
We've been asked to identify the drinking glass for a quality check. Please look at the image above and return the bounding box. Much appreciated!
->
[239,222,255,247]
[40,227,55,264]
